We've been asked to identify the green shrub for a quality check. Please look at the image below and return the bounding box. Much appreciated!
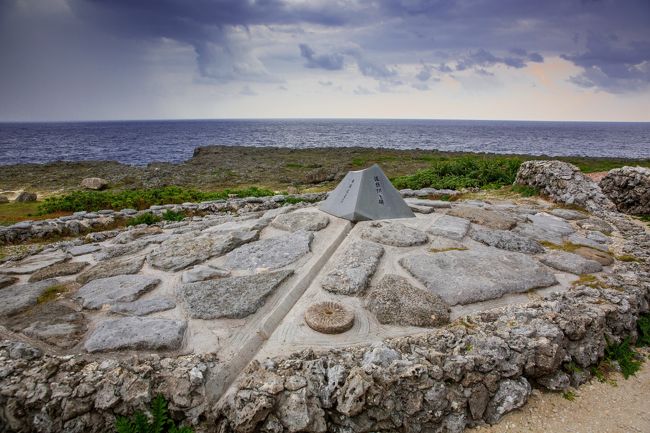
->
[162,210,185,222]
[37,186,275,214]
[604,336,643,379]
[115,394,193,433]
[638,314,650,347]
[511,184,540,197]
[391,156,523,190]
[127,213,162,227]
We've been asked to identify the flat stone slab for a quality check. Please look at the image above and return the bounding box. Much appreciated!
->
[110,298,176,316]
[112,226,163,244]
[75,275,160,309]
[400,249,557,305]
[223,230,313,271]
[28,261,88,282]
[0,275,18,289]
[94,238,155,261]
[0,279,60,316]
[408,204,435,214]
[574,247,614,266]
[150,231,258,271]
[550,208,587,220]
[180,270,293,319]
[0,251,68,275]
[77,256,145,284]
[203,218,268,234]
[271,212,329,232]
[427,215,470,240]
[321,240,384,295]
[568,234,610,252]
[585,231,611,244]
[513,223,564,245]
[540,250,603,274]
[366,274,450,327]
[405,199,452,209]
[6,301,87,348]
[577,218,613,235]
[181,265,230,283]
[469,226,543,254]
[67,244,101,256]
[359,221,428,247]
[84,317,187,352]
[526,213,574,236]
[447,206,517,230]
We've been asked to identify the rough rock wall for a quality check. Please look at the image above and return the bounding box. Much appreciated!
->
[600,166,650,215]
[514,160,615,212]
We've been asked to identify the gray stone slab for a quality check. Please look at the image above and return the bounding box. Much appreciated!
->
[512,223,564,245]
[447,206,517,230]
[181,265,230,283]
[585,230,611,244]
[110,298,176,316]
[366,274,450,327]
[408,204,435,214]
[400,249,557,305]
[427,215,470,240]
[77,256,146,285]
[539,250,602,274]
[67,244,101,256]
[75,275,160,309]
[359,221,428,247]
[271,212,329,232]
[94,238,156,261]
[84,317,187,352]
[526,213,575,236]
[568,234,610,252]
[28,261,88,282]
[0,279,60,316]
[405,199,452,209]
[0,275,18,289]
[149,230,258,271]
[469,226,544,254]
[112,226,163,244]
[223,230,313,271]
[180,270,293,319]
[550,208,588,220]
[203,218,267,234]
[0,251,68,275]
[577,218,614,235]
[321,240,384,295]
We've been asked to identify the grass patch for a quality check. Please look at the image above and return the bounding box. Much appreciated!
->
[285,163,305,169]
[604,336,643,379]
[127,213,162,227]
[37,186,275,214]
[615,254,639,262]
[161,210,185,222]
[510,184,540,197]
[0,201,71,226]
[115,394,193,433]
[429,247,468,253]
[37,284,68,304]
[391,155,523,190]
[563,361,583,374]
[562,390,576,401]
[540,241,583,253]
[637,215,650,224]
[570,274,608,289]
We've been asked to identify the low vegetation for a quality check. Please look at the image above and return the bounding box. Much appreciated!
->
[37,186,274,214]
[604,336,644,379]
[115,395,193,433]
[126,213,162,227]
[37,284,68,304]
[637,313,650,347]
[161,210,186,222]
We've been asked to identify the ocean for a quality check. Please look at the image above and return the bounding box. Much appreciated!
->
[0,119,649,166]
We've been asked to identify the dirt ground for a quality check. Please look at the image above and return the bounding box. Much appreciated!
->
[473,359,650,433]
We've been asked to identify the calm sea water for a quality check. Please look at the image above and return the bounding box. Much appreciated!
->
[0,119,649,165]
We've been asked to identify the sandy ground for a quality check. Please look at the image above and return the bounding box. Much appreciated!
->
[473,356,650,433]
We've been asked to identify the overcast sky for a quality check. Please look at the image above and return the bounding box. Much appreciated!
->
[1,0,649,121]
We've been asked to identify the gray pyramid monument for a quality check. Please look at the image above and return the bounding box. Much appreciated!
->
[319,164,415,222]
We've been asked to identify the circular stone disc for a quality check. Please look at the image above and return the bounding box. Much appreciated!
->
[304,301,354,334]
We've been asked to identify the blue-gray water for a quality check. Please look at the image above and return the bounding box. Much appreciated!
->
[1,119,649,166]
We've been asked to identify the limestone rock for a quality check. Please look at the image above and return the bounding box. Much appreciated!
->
[112,226,163,244]
[447,206,517,230]
[408,204,435,214]
[180,270,293,319]
[484,377,531,424]
[0,251,68,275]
[76,256,145,284]
[66,244,101,256]
[110,298,176,316]
[400,249,557,305]
[84,317,187,352]
[75,275,160,309]
[515,160,614,212]
[14,191,37,202]
[536,371,570,391]
[427,215,470,240]
[181,265,230,283]
[567,234,609,252]
[271,212,329,232]
[94,238,155,261]
[469,225,543,254]
[28,261,88,282]
[527,213,574,236]
[0,279,60,316]
[223,230,313,271]
[576,218,614,235]
[321,240,384,295]
[149,230,258,271]
[550,208,587,220]
[359,221,428,247]
[574,247,614,266]
[0,275,18,289]
[540,250,602,274]
[600,166,650,215]
[7,301,87,348]
[366,275,450,327]
[304,301,354,334]
[80,177,109,190]
[405,198,452,209]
